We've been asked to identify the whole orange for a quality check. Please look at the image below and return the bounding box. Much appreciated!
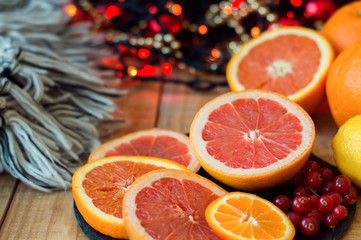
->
[326,41,361,126]
[321,1,361,55]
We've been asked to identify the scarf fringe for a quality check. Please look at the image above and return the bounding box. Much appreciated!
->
[0,0,126,191]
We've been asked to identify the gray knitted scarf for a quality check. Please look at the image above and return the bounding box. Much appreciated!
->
[0,0,125,192]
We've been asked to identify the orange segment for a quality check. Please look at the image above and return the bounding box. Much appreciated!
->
[205,192,295,240]
[122,169,227,240]
[190,90,315,191]
[226,26,334,114]
[88,128,201,172]
[72,156,189,239]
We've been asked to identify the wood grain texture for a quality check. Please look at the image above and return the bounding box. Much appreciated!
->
[0,174,18,227]
[0,183,86,240]
[158,83,229,132]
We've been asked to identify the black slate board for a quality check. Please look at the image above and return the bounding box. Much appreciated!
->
[74,155,356,240]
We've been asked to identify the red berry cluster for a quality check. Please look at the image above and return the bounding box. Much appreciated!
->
[273,160,358,236]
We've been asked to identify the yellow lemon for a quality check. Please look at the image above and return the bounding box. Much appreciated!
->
[332,114,361,188]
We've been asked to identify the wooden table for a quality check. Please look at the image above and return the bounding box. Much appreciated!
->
[0,80,360,239]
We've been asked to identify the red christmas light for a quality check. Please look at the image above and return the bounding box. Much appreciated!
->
[105,5,120,19]
[138,65,158,77]
[232,0,244,9]
[138,49,150,59]
[148,6,158,14]
[290,0,302,7]
[161,63,172,75]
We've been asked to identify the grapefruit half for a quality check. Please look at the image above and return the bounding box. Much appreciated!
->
[122,169,227,240]
[190,90,315,191]
[89,128,200,172]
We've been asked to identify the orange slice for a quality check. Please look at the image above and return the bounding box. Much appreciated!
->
[122,169,227,240]
[72,156,189,239]
[226,26,334,114]
[89,128,201,172]
[190,90,315,191]
[205,192,295,240]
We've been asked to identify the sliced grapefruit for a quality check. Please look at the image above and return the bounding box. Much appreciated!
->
[205,192,295,240]
[122,169,227,240]
[72,156,189,239]
[190,90,315,191]
[226,26,334,114]
[89,128,200,172]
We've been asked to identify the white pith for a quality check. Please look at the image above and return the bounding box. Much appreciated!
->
[266,60,293,79]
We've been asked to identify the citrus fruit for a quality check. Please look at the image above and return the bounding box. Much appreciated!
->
[190,90,315,191]
[72,156,189,238]
[326,41,361,127]
[88,128,200,172]
[332,114,361,188]
[122,169,227,240]
[226,26,334,114]
[321,1,361,55]
[205,192,295,240]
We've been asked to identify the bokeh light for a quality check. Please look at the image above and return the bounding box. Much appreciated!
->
[198,25,208,35]
[66,4,77,17]
[127,66,138,77]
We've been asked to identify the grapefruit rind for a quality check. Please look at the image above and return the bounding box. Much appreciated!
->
[205,192,295,240]
[122,169,227,240]
[72,156,189,239]
[88,128,201,172]
[190,90,315,191]
[226,27,334,114]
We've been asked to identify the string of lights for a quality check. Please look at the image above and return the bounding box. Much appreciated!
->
[65,0,351,90]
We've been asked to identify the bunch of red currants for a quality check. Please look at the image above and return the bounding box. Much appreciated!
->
[273,160,358,236]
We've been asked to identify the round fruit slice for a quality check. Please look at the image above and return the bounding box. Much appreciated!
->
[205,192,295,240]
[122,169,227,240]
[89,128,200,172]
[190,90,315,191]
[72,156,189,239]
[226,26,334,114]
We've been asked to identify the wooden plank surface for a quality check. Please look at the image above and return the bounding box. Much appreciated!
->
[0,174,17,227]
[0,81,360,240]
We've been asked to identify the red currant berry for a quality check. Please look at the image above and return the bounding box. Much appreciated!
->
[350,186,358,196]
[300,216,319,236]
[321,181,333,195]
[329,192,342,205]
[324,212,338,229]
[318,195,334,212]
[308,195,319,209]
[333,175,351,194]
[306,171,323,189]
[332,205,348,220]
[293,186,310,197]
[290,172,305,186]
[287,211,301,229]
[292,195,311,216]
[303,161,320,173]
[319,167,334,182]
[273,195,291,212]
[307,209,323,224]
[343,191,357,205]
